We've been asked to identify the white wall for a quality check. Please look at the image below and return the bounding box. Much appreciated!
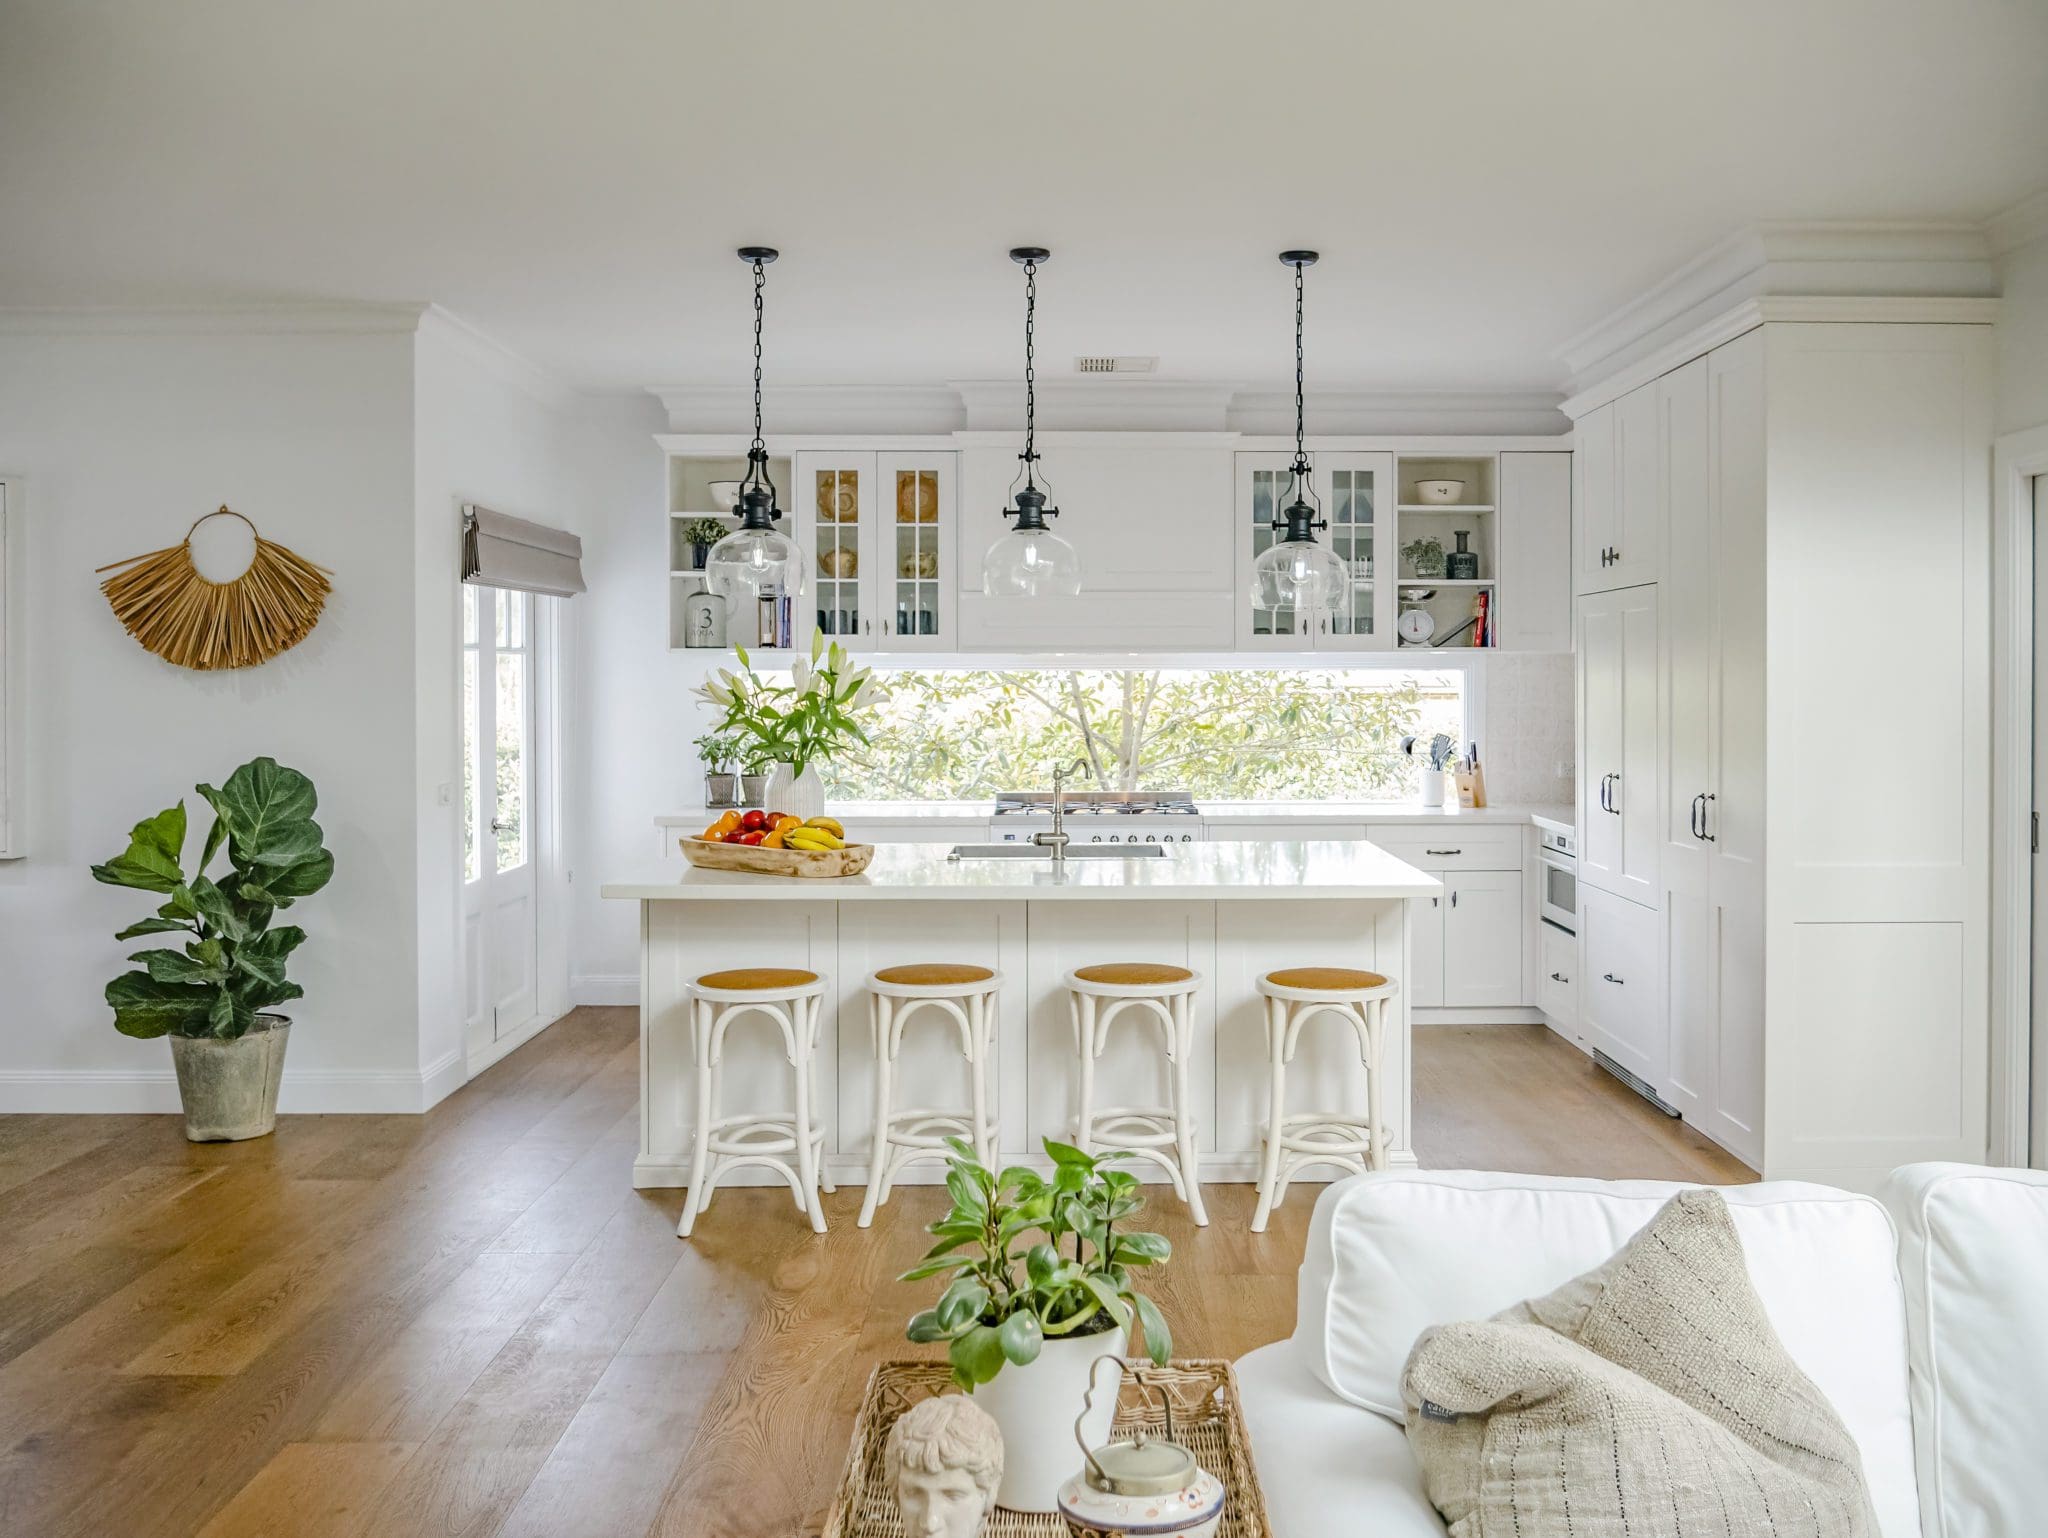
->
[1998,230,2048,436]
[0,320,428,1110]
[411,311,596,1089]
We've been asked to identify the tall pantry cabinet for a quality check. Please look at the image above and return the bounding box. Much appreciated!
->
[1569,316,1993,1190]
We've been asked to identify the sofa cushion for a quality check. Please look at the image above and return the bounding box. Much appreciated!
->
[1881,1162,2048,1538]
[1402,1190,1879,1537]
[1235,1340,1448,1538]
[1296,1171,1920,1537]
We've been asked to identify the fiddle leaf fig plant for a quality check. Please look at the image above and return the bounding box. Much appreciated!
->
[91,757,334,1040]
[902,1136,1172,1390]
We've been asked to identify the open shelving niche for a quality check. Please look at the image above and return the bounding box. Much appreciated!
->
[667,453,792,653]
[1394,453,1499,650]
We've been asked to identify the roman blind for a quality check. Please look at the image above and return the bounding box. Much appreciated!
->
[460,505,585,597]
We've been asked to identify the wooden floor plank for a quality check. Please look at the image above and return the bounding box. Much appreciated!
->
[0,1007,1756,1538]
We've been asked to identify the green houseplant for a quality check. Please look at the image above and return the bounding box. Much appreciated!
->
[694,633,878,817]
[900,1136,1172,1510]
[91,756,334,1141]
[679,516,731,571]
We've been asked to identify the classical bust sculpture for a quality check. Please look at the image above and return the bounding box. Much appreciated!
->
[885,1393,1005,1538]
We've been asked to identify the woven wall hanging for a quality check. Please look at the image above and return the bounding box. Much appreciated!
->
[97,506,333,671]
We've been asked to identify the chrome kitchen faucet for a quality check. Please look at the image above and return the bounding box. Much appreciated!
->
[1032,760,1088,865]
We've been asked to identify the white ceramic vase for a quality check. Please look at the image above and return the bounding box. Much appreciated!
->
[1420,767,1446,808]
[763,761,825,820]
[973,1329,1127,1513]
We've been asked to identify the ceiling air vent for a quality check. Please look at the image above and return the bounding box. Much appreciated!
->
[1073,355,1158,374]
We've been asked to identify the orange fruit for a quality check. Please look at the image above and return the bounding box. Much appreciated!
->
[761,828,787,849]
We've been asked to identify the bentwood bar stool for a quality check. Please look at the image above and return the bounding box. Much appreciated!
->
[1250,965,1397,1233]
[1064,962,1209,1227]
[857,962,1003,1228]
[678,966,832,1238]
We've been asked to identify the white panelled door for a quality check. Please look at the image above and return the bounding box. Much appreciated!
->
[463,586,539,1058]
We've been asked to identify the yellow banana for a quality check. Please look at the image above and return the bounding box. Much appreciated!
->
[804,816,845,838]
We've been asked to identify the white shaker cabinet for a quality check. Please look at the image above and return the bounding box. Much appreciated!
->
[1537,921,1576,1032]
[1573,384,1661,594]
[1365,827,1525,1009]
[794,450,957,652]
[1577,583,1659,906]
[1497,452,1573,652]
[1579,887,1663,1096]
[1660,333,1765,1168]
[1233,452,1394,650]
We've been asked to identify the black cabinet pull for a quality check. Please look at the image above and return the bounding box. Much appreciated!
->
[1704,793,1717,842]
[1691,793,1705,839]
[1549,971,1569,983]
[1425,848,1461,856]
[1450,890,1459,908]
[1603,973,1624,985]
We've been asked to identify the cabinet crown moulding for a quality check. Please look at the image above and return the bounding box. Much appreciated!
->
[1553,222,1999,401]
[0,302,432,336]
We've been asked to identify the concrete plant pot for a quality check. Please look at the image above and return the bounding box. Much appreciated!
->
[169,1016,290,1141]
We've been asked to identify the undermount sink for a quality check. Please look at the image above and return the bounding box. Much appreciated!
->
[947,843,1170,861]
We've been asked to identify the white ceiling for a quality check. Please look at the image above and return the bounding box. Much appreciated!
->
[2,0,2044,395]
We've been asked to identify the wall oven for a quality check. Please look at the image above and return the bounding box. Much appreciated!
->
[1536,821,1577,934]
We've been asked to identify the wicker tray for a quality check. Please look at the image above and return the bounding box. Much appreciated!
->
[821,1359,1271,1538]
[680,836,876,879]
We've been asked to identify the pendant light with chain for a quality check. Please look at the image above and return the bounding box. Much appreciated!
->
[1250,250,1346,617]
[982,247,1082,597]
[705,246,807,611]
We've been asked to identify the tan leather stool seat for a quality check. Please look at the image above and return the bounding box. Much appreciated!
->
[696,967,819,991]
[1263,966,1388,992]
[873,962,996,987]
[1073,962,1196,986]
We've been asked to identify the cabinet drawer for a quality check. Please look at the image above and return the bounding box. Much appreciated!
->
[1367,825,1522,872]
[1538,921,1577,1026]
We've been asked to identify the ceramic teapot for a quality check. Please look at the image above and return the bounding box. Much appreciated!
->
[1055,1357,1225,1538]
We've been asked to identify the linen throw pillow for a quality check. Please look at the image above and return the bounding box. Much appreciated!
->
[1399,1188,1879,1537]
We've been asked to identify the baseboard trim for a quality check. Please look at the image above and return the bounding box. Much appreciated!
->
[632,1147,1421,1190]
[0,1061,462,1115]
[571,973,638,1007]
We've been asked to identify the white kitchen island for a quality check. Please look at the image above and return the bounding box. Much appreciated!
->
[602,841,1440,1190]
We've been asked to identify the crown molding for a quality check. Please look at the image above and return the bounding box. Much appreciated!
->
[1988,186,2048,257]
[1555,222,1996,399]
[418,305,580,411]
[950,379,1240,432]
[1226,388,1568,437]
[0,302,430,336]
[650,384,966,435]
[1558,293,2001,421]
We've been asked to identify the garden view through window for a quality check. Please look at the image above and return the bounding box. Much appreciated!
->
[817,667,1465,802]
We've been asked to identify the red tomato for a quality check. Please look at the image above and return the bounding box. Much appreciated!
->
[737,830,767,845]
[740,809,769,832]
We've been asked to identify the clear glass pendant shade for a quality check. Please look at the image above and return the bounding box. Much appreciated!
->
[705,524,806,606]
[1250,530,1347,613]
[982,524,1083,597]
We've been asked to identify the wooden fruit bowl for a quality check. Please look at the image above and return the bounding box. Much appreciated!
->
[681,837,876,879]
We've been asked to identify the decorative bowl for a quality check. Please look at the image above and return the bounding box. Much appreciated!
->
[898,551,938,579]
[1413,479,1466,504]
[705,480,744,512]
[682,837,875,879]
[820,547,858,578]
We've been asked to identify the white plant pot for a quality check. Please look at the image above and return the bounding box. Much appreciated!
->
[1420,767,1446,808]
[972,1328,1127,1513]
[763,761,825,820]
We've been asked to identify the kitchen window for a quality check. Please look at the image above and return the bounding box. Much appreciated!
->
[821,664,1466,802]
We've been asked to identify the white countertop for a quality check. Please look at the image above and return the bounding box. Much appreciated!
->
[603,839,1443,903]
[656,800,1570,828]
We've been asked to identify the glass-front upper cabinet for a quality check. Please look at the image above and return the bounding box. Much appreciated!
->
[1233,451,1394,650]
[794,450,956,652]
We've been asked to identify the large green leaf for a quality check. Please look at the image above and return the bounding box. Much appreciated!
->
[105,972,212,1039]
[201,758,324,869]
[206,987,257,1039]
[229,976,303,1017]
[234,925,306,985]
[128,946,226,985]
[1132,1292,1172,1366]
[996,1309,1042,1367]
[90,803,188,894]
[247,849,333,902]
[114,916,192,941]
[948,1324,1007,1388]
[185,876,246,942]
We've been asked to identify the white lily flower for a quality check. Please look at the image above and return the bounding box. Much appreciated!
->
[792,657,812,694]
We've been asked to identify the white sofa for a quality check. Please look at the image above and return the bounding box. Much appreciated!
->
[1234,1165,2048,1538]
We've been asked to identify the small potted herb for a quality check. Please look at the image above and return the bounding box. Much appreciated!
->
[1401,535,1447,579]
[694,729,743,807]
[91,757,334,1141]
[901,1137,1171,1512]
[679,516,731,571]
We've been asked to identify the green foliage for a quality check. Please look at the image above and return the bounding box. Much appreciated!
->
[901,1137,1172,1391]
[690,728,763,775]
[694,633,882,777]
[91,757,334,1041]
[679,517,732,546]
[825,667,1461,802]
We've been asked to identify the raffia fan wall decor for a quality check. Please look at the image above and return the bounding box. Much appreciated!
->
[97,507,333,671]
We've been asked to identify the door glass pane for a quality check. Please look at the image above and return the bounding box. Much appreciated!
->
[1327,467,1375,637]
[893,468,939,639]
[494,590,529,874]
[814,467,861,638]
[1250,468,1296,638]
[462,588,480,884]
